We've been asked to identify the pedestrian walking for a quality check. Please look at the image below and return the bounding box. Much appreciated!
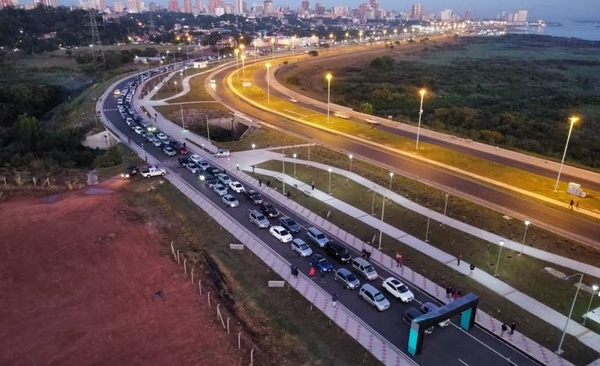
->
[457,254,462,266]
[267,180,271,188]
[308,266,316,280]
[259,178,262,187]
[446,286,453,299]
[366,250,371,260]
[332,293,338,307]
[311,181,315,191]
[291,265,298,278]
[510,321,516,335]
[569,199,574,209]
[576,200,580,209]
[470,264,475,276]
[361,248,368,259]
[501,323,508,337]
[320,269,326,284]
[452,288,459,301]
[396,253,403,268]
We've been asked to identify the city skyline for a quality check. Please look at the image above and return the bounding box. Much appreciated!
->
[17,0,600,21]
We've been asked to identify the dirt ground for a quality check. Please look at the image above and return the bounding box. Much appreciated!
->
[0,178,242,366]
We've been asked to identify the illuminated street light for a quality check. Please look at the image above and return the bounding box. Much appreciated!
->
[378,172,394,250]
[349,154,353,172]
[271,37,275,59]
[241,54,246,81]
[251,143,256,150]
[326,73,332,124]
[554,116,579,192]
[519,220,531,256]
[556,273,584,354]
[494,240,504,277]
[293,153,297,177]
[328,168,332,194]
[234,48,239,80]
[415,89,426,150]
[266,62,271,103]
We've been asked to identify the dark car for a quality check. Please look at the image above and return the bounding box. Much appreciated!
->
[120,165,138,179]
[325,241,351,264]
[245,189,264,205]
[202,174,218,188]
[279,216,301,233]
[260,202,279,218]
[403,307,434,335]
[309,253,333,273]
[205,166,221,176]
[178,157,191,167]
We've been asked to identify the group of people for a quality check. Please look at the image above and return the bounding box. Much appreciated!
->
[446,286,462,300]
[501,321,517,336]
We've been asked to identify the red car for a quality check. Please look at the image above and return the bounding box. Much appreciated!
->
[177,146,189,155]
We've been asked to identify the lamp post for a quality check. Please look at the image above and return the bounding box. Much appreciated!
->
[494,240,504,277]
[554,116,579,192]
[241,54,246,82]
[291,35,296,57]
[584,285,599,326]
[293,153,297,177]
[266,62,271,103]
[329,33,334,45]
[234,48,239,80]
[416,89,426,150]
[282,149,286,196]
[371,186,376,215]
[252,143,256,150]
[359,30,363,44]
[174,81,178,93]
[326,73,332,124]
[556,273,584,354]
[205,115,211,143]
[349,154,353,172]
[271,37,275,59]
[345,32,349,47]
[377,172,394,250]
[519,220,531,256]
[328,168,332,194]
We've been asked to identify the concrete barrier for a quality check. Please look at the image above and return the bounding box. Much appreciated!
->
[268,280,286,288]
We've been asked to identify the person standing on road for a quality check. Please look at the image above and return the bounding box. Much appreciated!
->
[446,286,453,299]
[308,266,316,280]
[569,199,574,209]
[259,178,262,187]
[510,321,516,335]
[332,293,338,307]
[311,181,315,191]
[457,254,462,266]
[320,269,326,284]
[470,264,475,276]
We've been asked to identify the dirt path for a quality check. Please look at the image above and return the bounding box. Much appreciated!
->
[0,179,242,366]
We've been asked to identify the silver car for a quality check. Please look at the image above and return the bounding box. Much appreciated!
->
[359,283,390,311]
[334,268,360,290]
[291,238,313,257]
[249,210,269,229]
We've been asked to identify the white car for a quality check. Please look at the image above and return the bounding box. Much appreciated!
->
[291,238,313,257]
[150,137,162,147]
[197,161,210,170]
[222,194,239,208]
[382,277,414,303]
[162,146,176,156]
[185,162,199,174]
[217,173,232,185]
[213,183,228,196]
[133,126,143,134]
[190,154,203,164]
[156,132,168,141]
[229,181,245,193]
[214,149,230,158]
[269,226,293,243]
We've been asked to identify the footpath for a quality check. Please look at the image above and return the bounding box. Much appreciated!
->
[102,67,600,366]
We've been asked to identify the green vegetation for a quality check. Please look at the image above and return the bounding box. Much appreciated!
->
[280,35,600,168]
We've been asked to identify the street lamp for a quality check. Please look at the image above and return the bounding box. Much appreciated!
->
[328,168,332,194]
[241,54,246,81]
[174,81,178,93]
[291,35,296,57]
[494,240,504,277]
[234,48,239,79]
[205,115,211,143]
[554,116,579,192]
[271,37,275,59]
[349,154,353,172]
[329,33,334,45]
[378,172,394,250]
[251,143,256,150]
[326,73,332,124]
[556,273,584,354]
[265,62,271,103]
[345,32,349,47]
[416,89,426,150]
[388,172,394,197]
[359,30,363,44]
[584,285,599,326]
[293,153,297,177]
[519,220,531,256]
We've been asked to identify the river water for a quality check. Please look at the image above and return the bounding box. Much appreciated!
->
[527,23,600,41]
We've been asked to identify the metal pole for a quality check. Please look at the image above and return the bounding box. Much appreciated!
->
[519,221,531,256]
[425,215,431,242]
[554,117,578,191]
[388,172,394,198]
[494,240,504,277]
[584,285,599,326]
[556,274,583,354]
[328,168,332,194]
[326,74,332,124]
[349,154,353,172]
[416,89,425,150]
[266,62,271,103]
[443,193,449,216]
[378,191,385,250]
[371,187,376,215]
[206,116,211,143]
[282,148,286,195]
[293,153,297,177]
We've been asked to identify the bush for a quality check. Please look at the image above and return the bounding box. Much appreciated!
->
[94,145,122,168]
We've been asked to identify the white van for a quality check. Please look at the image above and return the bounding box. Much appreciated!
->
[352,257,378,281]
[214,149,230,158]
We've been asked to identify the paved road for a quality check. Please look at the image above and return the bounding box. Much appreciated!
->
[101,79,541,366]
[208,65,600,249]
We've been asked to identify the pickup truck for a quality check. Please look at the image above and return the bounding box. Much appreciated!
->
[140,165,166,178]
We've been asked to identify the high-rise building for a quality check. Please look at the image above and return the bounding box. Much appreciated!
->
[464,9,471,21]
[234,0,242,14]
[263,0,273,15]
[411,3,422,20]
[39,0,59,6]
[301,0,308,11]
[168,0,178,11]
[194,0,203,13]
[315,2,324,15]
[127,0,139,12]
[516,10,528,23]
[183,0,191,12]
[439,9,452,21]
[114,0,123,12]
[148,1,156,11]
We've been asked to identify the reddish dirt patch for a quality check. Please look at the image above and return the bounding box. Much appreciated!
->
[0,179,242,366]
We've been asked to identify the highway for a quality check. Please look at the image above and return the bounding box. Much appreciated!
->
[208,62,600,249]
[102,76,542,366]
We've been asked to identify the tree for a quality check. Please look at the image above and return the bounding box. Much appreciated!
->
[16,113,41,150]
[359,102,374,114]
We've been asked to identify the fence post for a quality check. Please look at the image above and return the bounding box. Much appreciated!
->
[227,318,230,334]
[238,332,241,349]
[191,269,194,283]
[176,250,180,264]
[183,258,187,274]
[250,349,254,366]
[207,291,211,307]
[198,280,202,294]
[171,241,175,260]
